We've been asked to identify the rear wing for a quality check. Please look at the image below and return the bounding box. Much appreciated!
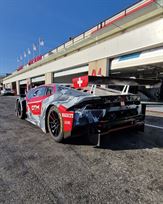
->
[90,76,161,87]
[72,75,161,95]
[72,75,161,88]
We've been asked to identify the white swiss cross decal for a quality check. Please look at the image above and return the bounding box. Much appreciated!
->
[77,77,83,87]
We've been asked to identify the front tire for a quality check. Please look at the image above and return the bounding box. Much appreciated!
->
[47,106,64,143]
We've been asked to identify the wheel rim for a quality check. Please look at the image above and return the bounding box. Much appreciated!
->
[49,110,61,137]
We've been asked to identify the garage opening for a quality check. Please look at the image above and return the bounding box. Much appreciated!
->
[20,84,27,95]
[53,65,88,83]
[19,80,27,95]
[31,75,45,88]
[110,47,163,101]
[12,82,16,94]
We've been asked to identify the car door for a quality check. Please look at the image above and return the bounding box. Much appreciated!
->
[27,86,47,116]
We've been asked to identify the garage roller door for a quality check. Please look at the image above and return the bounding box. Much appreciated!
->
[54,65,88,83]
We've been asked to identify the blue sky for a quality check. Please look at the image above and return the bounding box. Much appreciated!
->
[0,0,138,75]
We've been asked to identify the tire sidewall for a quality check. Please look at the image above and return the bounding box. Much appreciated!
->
[47,106,64,142]
[16,101,23,119]
[16,100,26,119]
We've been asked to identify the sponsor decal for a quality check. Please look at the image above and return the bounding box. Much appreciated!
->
[31,105,40,111]
[120,101,125,107]
[64,121,71,125]
[62,113,74,118]
[58,105,74,132]
[28,102,42,115]
[120,96,126,107]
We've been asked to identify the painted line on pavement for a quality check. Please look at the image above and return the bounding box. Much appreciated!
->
[145,123,163,130]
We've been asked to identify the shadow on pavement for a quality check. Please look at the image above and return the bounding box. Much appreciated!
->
[64,128,163,151]
[64,115,163,150]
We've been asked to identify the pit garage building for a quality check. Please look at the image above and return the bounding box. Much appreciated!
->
[3,0,163,99]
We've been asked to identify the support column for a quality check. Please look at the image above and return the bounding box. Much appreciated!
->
[45,72,53,84]
[88,58,109,76]
[106,58,111,77]
[16,81,20,95]
[27,78,32,91]
[10,82,13,90]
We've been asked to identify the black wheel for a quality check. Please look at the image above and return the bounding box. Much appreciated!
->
[47,106,64,142]
[16,100,26,119]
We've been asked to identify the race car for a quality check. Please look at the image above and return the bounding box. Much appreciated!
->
[15,75,161,144]
[1,88,15,96]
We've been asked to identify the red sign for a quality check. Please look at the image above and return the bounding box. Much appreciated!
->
[91,67,102,76]
[17,66,23,71]
[28,55,42,66]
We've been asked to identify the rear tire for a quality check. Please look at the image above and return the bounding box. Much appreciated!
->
[16,100,26,119]
[47,106,64,143]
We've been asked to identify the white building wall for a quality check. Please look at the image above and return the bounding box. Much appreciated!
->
[3,17,163,84]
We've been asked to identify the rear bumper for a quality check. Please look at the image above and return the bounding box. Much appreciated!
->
[94,119,144,136]
[91,115,144,136]
[64,114,144,138]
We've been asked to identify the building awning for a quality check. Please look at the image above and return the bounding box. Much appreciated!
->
[111,47,163,70]
[31,75,45,83]
[19,79,27,85]
[54,65,88,78]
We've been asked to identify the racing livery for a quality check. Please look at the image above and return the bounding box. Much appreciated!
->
[15,75,161,144]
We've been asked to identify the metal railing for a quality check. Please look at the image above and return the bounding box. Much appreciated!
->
[16,0,159,73]
[44,0,157,58]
